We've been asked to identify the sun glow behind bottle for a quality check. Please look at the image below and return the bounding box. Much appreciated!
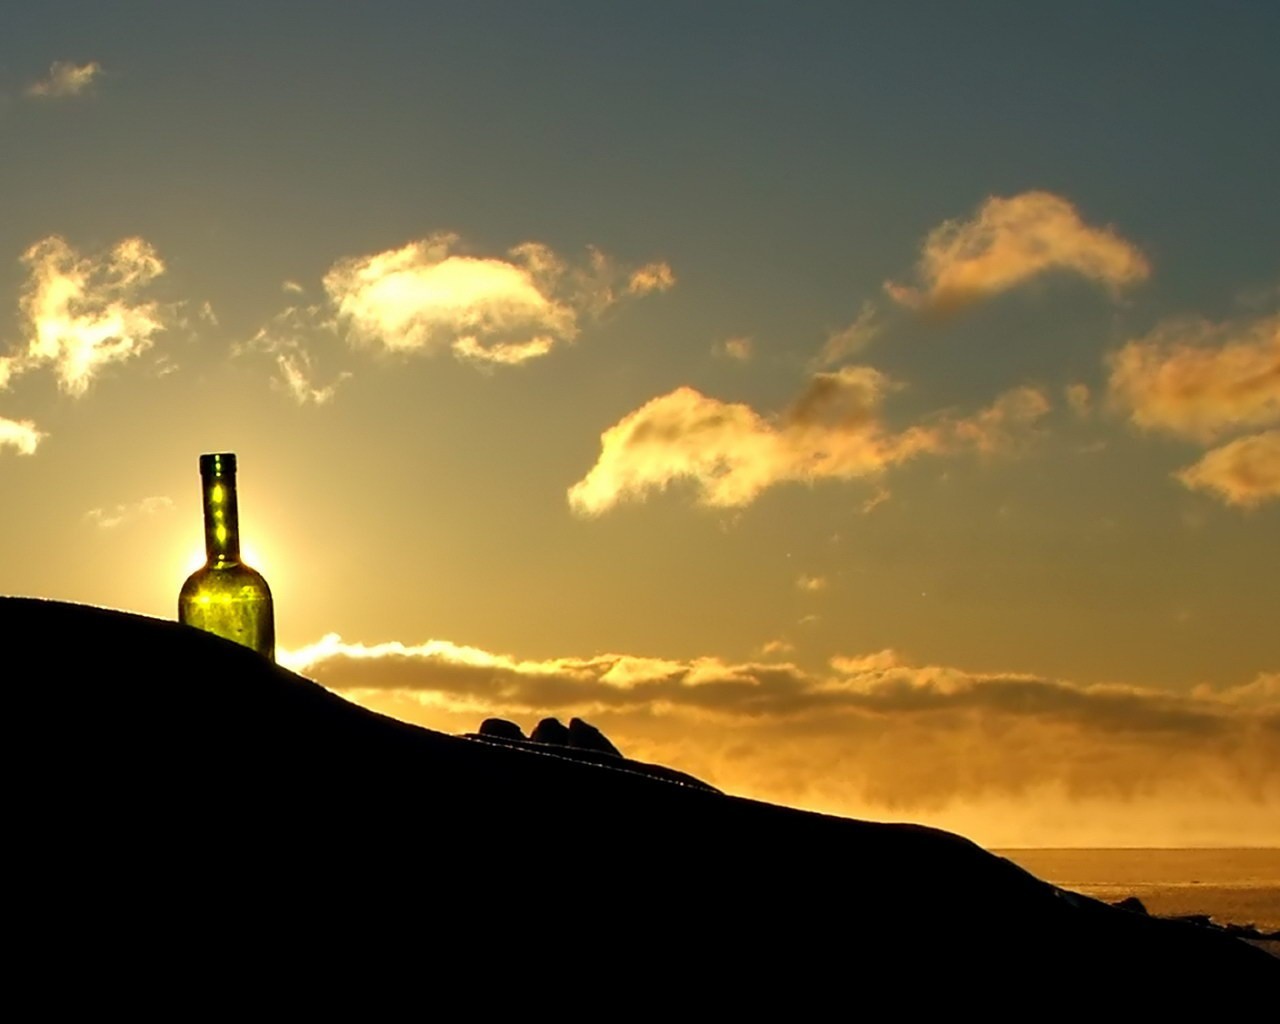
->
[178,452,276,660]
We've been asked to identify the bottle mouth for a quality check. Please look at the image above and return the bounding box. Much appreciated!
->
[199,452,237,476]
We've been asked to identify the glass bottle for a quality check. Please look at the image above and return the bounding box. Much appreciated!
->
[178,452,276,660]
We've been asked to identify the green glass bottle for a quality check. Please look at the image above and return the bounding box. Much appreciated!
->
[178,452,276,660]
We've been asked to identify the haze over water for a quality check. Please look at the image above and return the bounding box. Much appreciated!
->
[999,848,1280,933]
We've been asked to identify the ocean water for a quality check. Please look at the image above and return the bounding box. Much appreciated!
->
[995,848,1280,934]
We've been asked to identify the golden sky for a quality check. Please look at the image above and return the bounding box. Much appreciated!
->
[1,5,1276,846]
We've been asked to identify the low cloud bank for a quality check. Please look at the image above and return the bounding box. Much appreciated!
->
[281,636,1279,847]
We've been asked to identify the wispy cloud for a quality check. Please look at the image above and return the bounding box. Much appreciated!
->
[25,60,102,99]
[796,574,827,592]
[568,367,1049,515]
[84,495,173,529]
[320,233,673,368]
[1065,382,1092,419]
[815,301,880,367]
[885,191,1149,315]
[240,304,350,405]
[0,417,43,456]
[714,336,753,361]
[1176,430,1280,508]
[1107,312,1279,442]
[277,350,350,405]
[281,634,1279,845]
[11,236,170,396]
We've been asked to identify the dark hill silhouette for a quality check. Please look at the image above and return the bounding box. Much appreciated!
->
[3,597,1273,996]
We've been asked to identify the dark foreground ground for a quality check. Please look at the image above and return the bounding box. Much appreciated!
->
[4,597,1274,999]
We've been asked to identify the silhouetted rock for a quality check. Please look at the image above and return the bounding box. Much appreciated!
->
[465,716,716,791]
[530,717,571,745]
[568,717,621,757]
[1224,923,1271,940]
[478,717,525,741]
[2,596,1274,998]
[1113,896,1149,915]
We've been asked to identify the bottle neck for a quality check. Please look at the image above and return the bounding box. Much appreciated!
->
[201,469,241,566]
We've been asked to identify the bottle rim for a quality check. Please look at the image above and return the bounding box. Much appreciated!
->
[199,452,236,475]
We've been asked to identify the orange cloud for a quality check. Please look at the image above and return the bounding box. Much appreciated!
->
[568,367,1049,514]
[627,261,676,296]
[886,191,1149,314]
[14,236,169,396]
[1195,671,1280,709]
[1175,430,1280,507]
[321,234,672,368]
[1107,313,1280,442]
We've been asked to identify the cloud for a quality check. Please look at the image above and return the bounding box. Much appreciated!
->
[796,575,827,593]
[567,367,1050,514]
[815,301,880,367]
[239,304,350,405]
[1196,671,1280,709]
[25,60,102,99]
[1175,430,1280,508]
[11,236,170,396]
[1065,383,1092,418]
[0,417,43,456]
[760,639,794,657]
[715,336,753,361]
[280,634,1280,845]
[320,233,671,368]
[1107,313,1280,442]
[276,351,349,405]
[948,384,1054,454]
[886,191,1149,314]
[84,495,174,530]
[627,261,676,296]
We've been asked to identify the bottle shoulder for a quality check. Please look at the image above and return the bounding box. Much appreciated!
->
[179,561,273,599]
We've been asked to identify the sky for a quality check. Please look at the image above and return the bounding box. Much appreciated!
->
[1,2,1277,846]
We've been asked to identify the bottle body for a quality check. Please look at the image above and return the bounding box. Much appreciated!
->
[179,561,275,660]
[178,452,276,660]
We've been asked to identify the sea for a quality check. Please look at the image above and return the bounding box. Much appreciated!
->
[995,848,1280,942]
